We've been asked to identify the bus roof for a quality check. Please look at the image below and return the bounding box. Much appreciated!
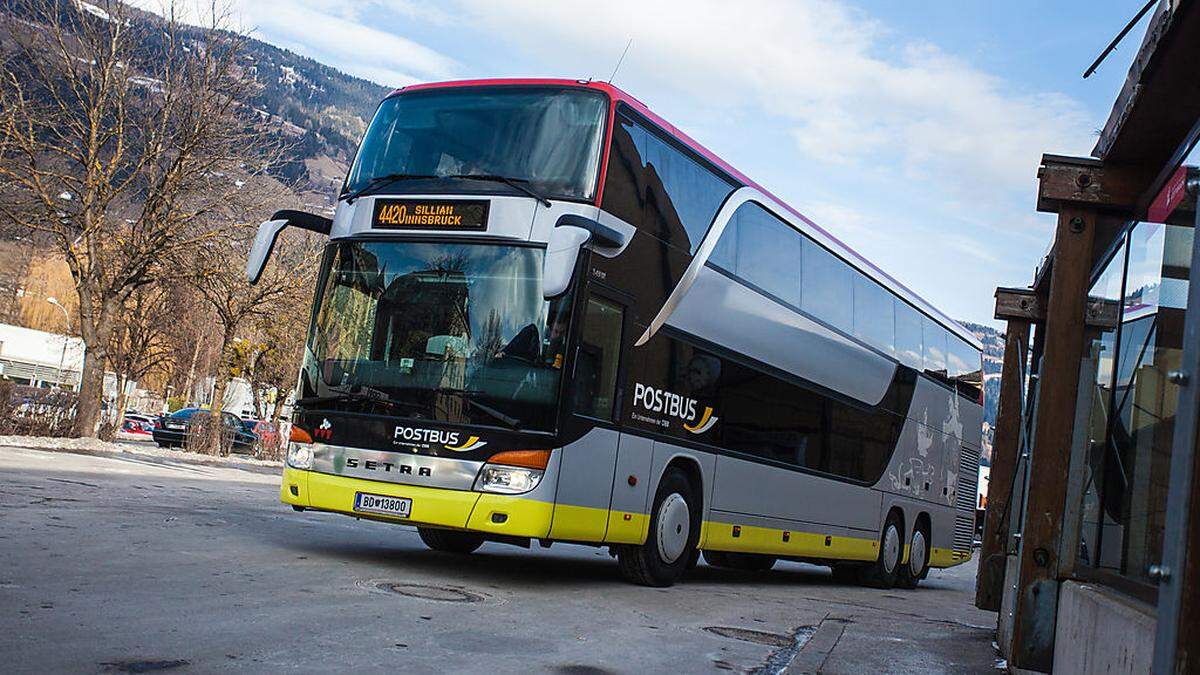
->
[391,78,981,351]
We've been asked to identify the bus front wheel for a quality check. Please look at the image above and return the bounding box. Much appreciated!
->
[616,468,699,587]
[417,527,484,554]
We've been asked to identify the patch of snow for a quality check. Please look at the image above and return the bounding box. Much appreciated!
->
[0,435,282,470]
[74,0,111,22]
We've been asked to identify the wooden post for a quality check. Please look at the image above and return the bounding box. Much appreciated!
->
[1009,207,1096,672]
[975,319,1031,611]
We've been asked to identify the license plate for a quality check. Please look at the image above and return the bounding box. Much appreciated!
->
[354,492,412,518]
[165,423,184,430]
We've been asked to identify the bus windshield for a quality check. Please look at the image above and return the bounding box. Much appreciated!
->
[345,87,608,202]
[299,240,571,433]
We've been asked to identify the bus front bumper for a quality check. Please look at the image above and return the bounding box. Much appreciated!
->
[280,466,555,539]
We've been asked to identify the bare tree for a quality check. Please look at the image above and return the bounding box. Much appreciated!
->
[188,226,318,454]
[0,0,284,436]
[101,284,173,438]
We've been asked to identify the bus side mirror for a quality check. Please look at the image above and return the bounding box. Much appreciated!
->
[542,214,629,299]
[543,225,591,299]
[246,210,332,284]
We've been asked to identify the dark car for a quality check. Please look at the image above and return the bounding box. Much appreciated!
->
[152,408,257,452]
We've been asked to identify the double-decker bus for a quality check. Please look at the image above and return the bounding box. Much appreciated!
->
[248,78,983,587]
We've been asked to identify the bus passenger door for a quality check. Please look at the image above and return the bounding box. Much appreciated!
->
[550,290,630,543]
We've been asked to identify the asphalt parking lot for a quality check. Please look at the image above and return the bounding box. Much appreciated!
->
[0,444,998,674]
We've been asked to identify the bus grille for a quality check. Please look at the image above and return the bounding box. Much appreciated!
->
[953,443,981,553]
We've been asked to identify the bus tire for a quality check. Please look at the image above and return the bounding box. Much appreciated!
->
[859,511,903,589]
[896,520,930,589]
[703,550,776,572]
[616,468,699,587]
[417,527,484,554]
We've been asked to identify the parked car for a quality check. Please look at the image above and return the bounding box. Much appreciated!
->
[153,408,257,452]
[117,413,155,438]
[243,419,281,454]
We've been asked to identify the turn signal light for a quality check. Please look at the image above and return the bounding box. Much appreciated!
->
[486,449,550,470]
[290,426,313,444]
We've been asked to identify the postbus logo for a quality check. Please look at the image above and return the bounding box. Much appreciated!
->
[393,425,487,452]
[631,383,718,434]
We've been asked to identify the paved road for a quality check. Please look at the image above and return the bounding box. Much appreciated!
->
[0,445,999,674]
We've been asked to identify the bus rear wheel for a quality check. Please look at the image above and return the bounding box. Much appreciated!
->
[858,511,903,589]
[703,550,776,572]
[417,527,484,554]
[896,522,930,589]
[616,468,699,587]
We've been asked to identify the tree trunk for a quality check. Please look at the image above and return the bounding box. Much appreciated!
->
[71,297,116,438]
[202,331,235,456]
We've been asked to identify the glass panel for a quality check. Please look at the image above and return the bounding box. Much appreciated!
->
[735,204,802,306]
[1094,222,1188,583]
[1078,238,1127,570]
[301,241,571,432]
[922,318,948,375]
[801,239,853,332]
[895,301,924,371]
[853,272,895,356]
[709,214,738,272]
[948,336,982,400]
[573,297,624,420]
[347,87,607,201]
[643,131,735,252]
[599,114,648,226]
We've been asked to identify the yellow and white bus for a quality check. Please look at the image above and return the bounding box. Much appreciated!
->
[249,78,983,587]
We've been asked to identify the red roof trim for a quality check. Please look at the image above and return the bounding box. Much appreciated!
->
[387,78,973,344]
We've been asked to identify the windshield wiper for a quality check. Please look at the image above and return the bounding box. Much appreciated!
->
[295,389,427,415]
[340,173,439,204]
[430,387,522,430]
[444,174,552,207]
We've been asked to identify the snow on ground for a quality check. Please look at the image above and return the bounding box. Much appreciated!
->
[0,435,282,472]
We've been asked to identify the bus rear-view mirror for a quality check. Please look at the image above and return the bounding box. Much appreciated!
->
[542,214,629,299]
[245,209,333,284]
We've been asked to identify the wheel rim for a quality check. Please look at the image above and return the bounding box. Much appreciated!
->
[910,530,927,575]
[656,493,691,563]
[882,523,901,574]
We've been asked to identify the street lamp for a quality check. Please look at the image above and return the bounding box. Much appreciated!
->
[46,297,72,390]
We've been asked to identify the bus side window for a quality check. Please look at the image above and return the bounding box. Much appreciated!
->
[573,297,625,420]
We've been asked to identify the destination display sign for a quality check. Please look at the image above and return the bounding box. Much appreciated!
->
[372,198,489,231]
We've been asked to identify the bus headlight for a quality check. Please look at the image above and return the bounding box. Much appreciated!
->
[474,449,550,494]
[477,465,544,494]
[287,443,314,470]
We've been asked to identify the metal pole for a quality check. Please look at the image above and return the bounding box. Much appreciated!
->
[1152,179,1200,674]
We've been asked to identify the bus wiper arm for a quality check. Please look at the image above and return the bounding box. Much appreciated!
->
[444,174,552,207]
[430,387,522,429]
[295,390,426,414]
[340,173,439,204]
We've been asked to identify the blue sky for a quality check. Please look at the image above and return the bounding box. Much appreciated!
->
[148,0,1168,326]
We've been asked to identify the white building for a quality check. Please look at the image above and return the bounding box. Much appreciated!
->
[0,323,85,390]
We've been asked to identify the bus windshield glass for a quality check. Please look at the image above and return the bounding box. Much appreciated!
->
[345,87,608,202]
[299,241,571,433]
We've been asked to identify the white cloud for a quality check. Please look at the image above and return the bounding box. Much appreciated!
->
[455,0,1092,207]
[130,0,458,86]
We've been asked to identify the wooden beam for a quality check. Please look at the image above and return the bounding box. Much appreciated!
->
[976,320,1030,611]
[1036,155,1147,214]
[995,286,1119,330]
[1095,1,1200,170]
[995,288,1044,322]
[1009,207,1096,672]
